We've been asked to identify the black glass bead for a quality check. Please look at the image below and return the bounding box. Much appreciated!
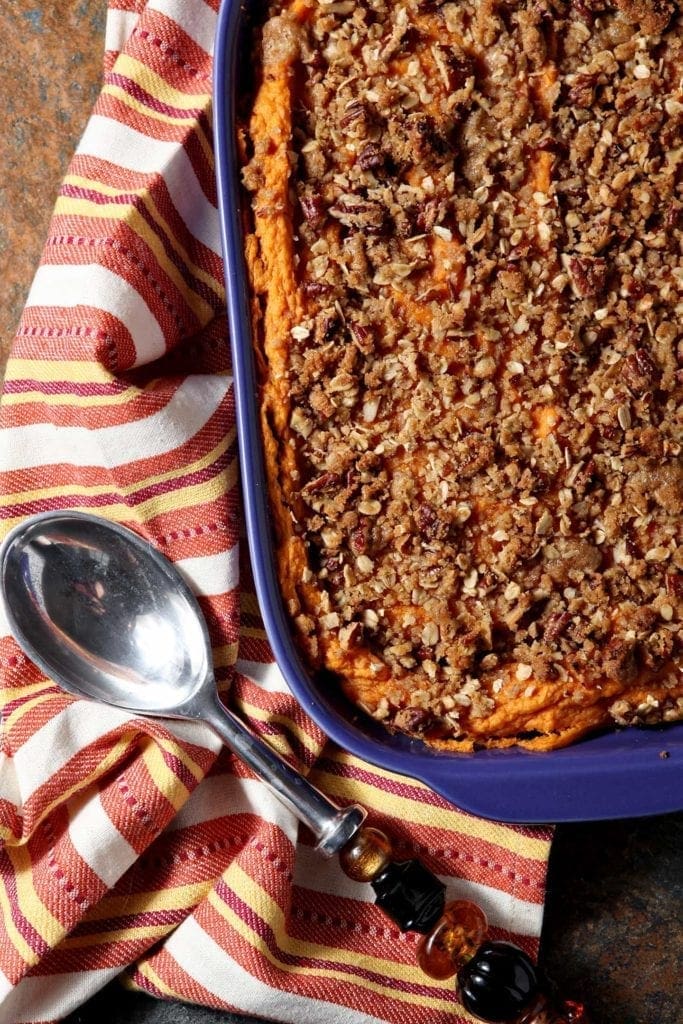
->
[371,859,446,933]
[457,940,539,1023]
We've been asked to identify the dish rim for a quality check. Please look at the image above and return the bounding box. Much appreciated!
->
[212,0,683,824]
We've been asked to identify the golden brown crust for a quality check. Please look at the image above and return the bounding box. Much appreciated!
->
[613,0,675,36]
[241,0,683,750]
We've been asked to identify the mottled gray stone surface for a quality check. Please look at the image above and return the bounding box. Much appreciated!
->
[0,1,105,375]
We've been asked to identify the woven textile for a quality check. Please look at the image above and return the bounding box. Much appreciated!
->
[0,2,553,1021]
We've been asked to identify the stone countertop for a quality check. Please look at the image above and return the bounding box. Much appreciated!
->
[0,1,105,374]
[1,4,681,1024]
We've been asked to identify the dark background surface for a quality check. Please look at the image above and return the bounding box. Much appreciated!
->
[2,4,681,1023]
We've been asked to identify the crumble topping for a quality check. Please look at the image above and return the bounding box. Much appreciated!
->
[241,0,682,749]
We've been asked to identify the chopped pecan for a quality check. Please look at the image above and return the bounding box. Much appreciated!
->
[299,190,325,227]
[570,0,595,23]
[543,611,572,645]
[357,142,386,172]
[568,73,598,109]
[303,279,330,298]
[406,114,451,165]
[416,504,449,541]
[349,521,371,555]
[329,197,387,233]
[453,434,496,479]
[640,630,675,670]
[602,637,638,683]
[664,202,680,230]
[392,707,438,735]
[415,198,441,234]
[622,348,660,395]
[339,99,370,132]
[564,255,607,297]
[302,471,339,495]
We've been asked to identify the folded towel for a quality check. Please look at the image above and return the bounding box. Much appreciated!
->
[0,3,552,1022]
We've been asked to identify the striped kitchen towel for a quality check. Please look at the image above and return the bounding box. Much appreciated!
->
[0,1,553,1022]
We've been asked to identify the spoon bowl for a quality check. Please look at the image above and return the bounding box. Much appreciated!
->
[2,514,210,713]
[0,511,365,855]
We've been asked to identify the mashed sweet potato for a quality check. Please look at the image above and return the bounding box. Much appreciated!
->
[239,0,682,750]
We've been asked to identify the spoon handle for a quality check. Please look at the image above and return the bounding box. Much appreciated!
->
[202,691,366,856]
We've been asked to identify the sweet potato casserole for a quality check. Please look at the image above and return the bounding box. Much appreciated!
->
[239,0,682,749]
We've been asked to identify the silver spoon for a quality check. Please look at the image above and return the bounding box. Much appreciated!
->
[0,510,365,856]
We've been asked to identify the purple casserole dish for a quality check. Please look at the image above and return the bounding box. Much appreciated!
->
[212,0,682,824]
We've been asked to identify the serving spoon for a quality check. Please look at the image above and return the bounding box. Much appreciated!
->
[0,510,365,856]
[0,510,592,1020]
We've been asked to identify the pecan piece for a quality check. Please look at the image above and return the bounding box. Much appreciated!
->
[570,0,595,22]
[602,636,638,683]
[416,504,449,541]
[339,99,370,132]
[664,202,681,231]
[392,707,437,735]
[405,114,451,166]
[302,471,339,495]
[415,198,441,234]
[640,630,674,671]
[453,435,496,479]
[564,255,607,297]
[543,611,572,645]
[568,73,598,109]
[303,279,330,298]
[349,321,373,352]
[329,197,387,233]
[622,348,660,395]
[357,142,386,173]
[299,191,326,227]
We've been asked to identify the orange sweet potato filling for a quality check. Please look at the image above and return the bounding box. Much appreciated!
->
[240,0,682,750]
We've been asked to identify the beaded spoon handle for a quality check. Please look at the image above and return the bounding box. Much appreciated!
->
[0,511,586,1022]
[338,826,588,1023]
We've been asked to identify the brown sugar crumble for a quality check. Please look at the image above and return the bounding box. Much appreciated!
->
[240,0,683,750]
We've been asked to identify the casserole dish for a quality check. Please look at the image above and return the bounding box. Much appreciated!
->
[213,0,682,823]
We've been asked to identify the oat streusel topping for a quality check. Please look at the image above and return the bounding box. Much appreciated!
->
[241,0,682,748]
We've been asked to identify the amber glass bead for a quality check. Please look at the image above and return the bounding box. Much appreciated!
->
[457,940,538,1023]
[371,859,446,933]
[339,827,392,883]
[417,899,488,979]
